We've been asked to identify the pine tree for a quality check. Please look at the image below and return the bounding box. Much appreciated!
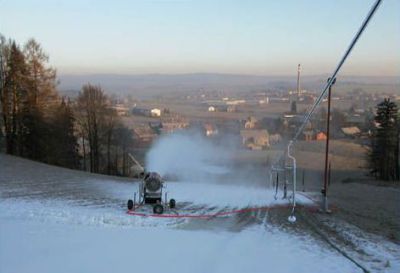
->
[20,104,48,160]
[104,108,117,175]
[370,98,399,181]
[50,98,79,168]
[113,126,133,176]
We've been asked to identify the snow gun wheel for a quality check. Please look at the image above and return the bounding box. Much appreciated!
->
[127,199,134,210]
[169,199,176,209]
[153,204,164,214]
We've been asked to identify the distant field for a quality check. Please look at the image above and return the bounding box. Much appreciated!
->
[58,73,400,98]
[126,96,388,127]
[129,101,313,122]
[333,83,400,95]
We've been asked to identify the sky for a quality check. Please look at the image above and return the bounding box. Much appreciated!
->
[0,0,399,76]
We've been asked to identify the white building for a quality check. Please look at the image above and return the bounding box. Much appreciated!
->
[150,108,161,117]
[112,104,129,116]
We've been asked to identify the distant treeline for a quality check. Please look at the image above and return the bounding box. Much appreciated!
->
[0,34,133,176]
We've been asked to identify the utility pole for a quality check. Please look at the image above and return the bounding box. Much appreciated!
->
[297,64,301,100]
[322,77,336,213]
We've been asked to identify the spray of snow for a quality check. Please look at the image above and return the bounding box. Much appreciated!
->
[145,132,232,182]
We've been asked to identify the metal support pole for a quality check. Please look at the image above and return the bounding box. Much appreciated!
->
[322,78,336,213]
[274,172,279,200]
[297,64,301,100]
[269,170,273,188]
[266,0,382,222]
[283,177,287,199]
[133,192,136,210]
[287,141,297,222]
[328,161,332,186]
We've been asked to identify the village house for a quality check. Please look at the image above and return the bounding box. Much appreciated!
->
[111,104,130,116]
[132,107,150,116]
[160,120,189,134]
[227,105,236,112]
[132,125,158,146]
[207,105,236,113]
[316,132,327,141]
[240,129,269,150]
[269,133,282,145]
[244,116,257,129]
[208,106,216,112]
[341,126,361,138]
[150,108,161,117]
[303,130,315,141]
[302,130,326,141]
[204,123,219,137]
[131,107,162,117]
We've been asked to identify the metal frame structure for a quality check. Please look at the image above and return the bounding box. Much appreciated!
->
[273,0,383,222]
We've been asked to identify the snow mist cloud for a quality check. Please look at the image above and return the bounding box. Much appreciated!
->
[145,132,231,182]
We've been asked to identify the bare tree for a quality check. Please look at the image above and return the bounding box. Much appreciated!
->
[23,38,58,111]
[1,41,28,155]
[0,35,7,151]
[77,84,108,173]
[21,39,58,160]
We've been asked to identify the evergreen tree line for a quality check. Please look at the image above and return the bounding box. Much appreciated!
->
[0,35,133,176]
[370,98,400,181]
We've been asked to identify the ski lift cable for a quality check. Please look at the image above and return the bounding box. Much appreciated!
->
[292,0,382,143]
[274,0,382,166]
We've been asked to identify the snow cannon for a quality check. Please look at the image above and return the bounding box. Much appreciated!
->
[142,172,163,204]
[127,172,176,214]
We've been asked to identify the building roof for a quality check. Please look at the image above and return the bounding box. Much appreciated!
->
[247,116,257,123]
[240,129,269,139]
[132,126,157,139]
[341,126,361,135]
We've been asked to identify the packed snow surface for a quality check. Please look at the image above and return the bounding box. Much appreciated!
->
[0,177,360,273]
[1,154,399,273]
[1,214,361,273]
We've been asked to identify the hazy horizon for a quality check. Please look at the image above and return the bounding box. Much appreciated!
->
[58,71,400,79]
[57,72,400,98]
[1,0,399,76]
